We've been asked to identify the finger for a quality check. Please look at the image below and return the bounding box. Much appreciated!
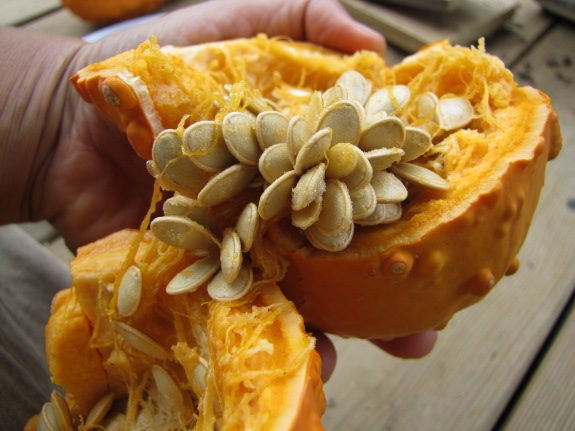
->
[370,331,437,359]
[312,331,337,382]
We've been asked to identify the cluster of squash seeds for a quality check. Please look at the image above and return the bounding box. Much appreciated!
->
[143,69,474,296]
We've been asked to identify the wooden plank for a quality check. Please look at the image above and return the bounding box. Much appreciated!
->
[0,0,60,26]
[321,22,575,431]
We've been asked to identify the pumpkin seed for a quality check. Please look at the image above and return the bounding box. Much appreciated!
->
[325,142,358,179]
[317,100,362,146]
[356,202,402,225]
[113,321,169,360]
[85,392,115,428]
[391,163,449,190]
[305,91,323,129]
[151,216,220,255]
[163,195,219,234]
[117,265,142,317]
[371,171,408,203]
[322,83,348,106]
[197,163,258,206]
[292,163,327,211]
[336,70,371,105]
[151,365,185,411]
[417,92,439,120]
[50,391,73,431]
[292,196,323,230]
[365,85,411,117]
[365,147,404,171]
[235,203,259,252]
[359,115,406,151]
[166,255,220,295]
[220,228,243,283]
[182,120,236,172]
[401,127,432,162]
[287,115,312,164]
[315,179,353,235]
[293,128,331,174]
[340,146,373,192]
[258,170,298,220]
[255,111,289,149]
[222,111,261,165]
[351,184,377,220]
[207,265,253,302]
[305,221,354,252]
[152,129,181,172]
[38,402,58,431]
[436,96,474,131]
[258,143,294,183]
[101,413,126,431]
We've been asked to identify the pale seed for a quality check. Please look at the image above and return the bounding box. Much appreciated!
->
[292,196,322,230]
[325,143,358,178]
[38,402,58,431]
[258,170,298,220]
[85,392,115,428]
[336,70,372,105]
[401,127,432,162]
[207,265,253,302]
[113,321,169,360]
[316,100,362,146]
[151,365,185,411]
[255,111,289,150]
[50,391,73,431]
[287,116,312,164]
[165,255,220,295]
[417,92,439,120]
[322,83,348,107]
[365,85,411,117]
[306,91,324,129]
[197,163,258,206]
[151,216,220,255]
[222,111,261,165]
[152,130,182,172]
[158,156,207,197]
[258,143,294,183]
[359,115,406,151]
[182,120,236,172]
[235,203,259,252]
[351,184,377,220]
[436,96,474,131]
[306,221,354,252]
[163,195,219,234]
[101,413,126,431]
[292,163,327,211]
[356,202,402,225]
[340,146,373,192]
[315,179,353,235]
[294,128,331,174]
[371,171,408,203]
[220,228,243,283]
[365,147,404,171]
[391,163,449,190]
[117,265,142,317]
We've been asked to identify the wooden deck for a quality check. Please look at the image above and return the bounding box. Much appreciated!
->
[3,0,574,429]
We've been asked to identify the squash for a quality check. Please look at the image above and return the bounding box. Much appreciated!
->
[62,0,169,24]
[29,35,561,430]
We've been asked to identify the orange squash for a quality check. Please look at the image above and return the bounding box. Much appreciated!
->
[62,0,169,24]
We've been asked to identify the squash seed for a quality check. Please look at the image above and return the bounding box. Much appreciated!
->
[305,221,354,252]
[182,120,236,172]
[197,163,258,206]
[151,216,220,255]
[316,100,362,146]
[417,92,439,120]
[294,128,331,174]
[207,265,253,302]
[315,179,353,235]
[258,170,298,220]
[325,143,358,179]
[436,96,474,131]
[292,163,327,211]
[371,171,408,203]
[401,127,432,162]
[359,116,406,151]
[322,83,348,106]
[255,111,289,149]
[151,365,185,411]
[292,196,323,229]
[165,255,220,295]
[222,111,261,165]
[340,146,373,192]
[117,265,142,317]
[258,143,293,183]
[336,70,372,105]
[38,402,59,431]
[50,391,73,431]
[365,85,411,117]
[391,163,449,190]
[220,228,243,283]
[287,115,312,164]
[113,321,169,360]
[356,202,402,225]
[235,203,259,252]
[305,91,324,129]
[152,129,181,172]
[365,147,404,171]
[351,183,377,220]
[163,195,219,234]
[85,392,115,428]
